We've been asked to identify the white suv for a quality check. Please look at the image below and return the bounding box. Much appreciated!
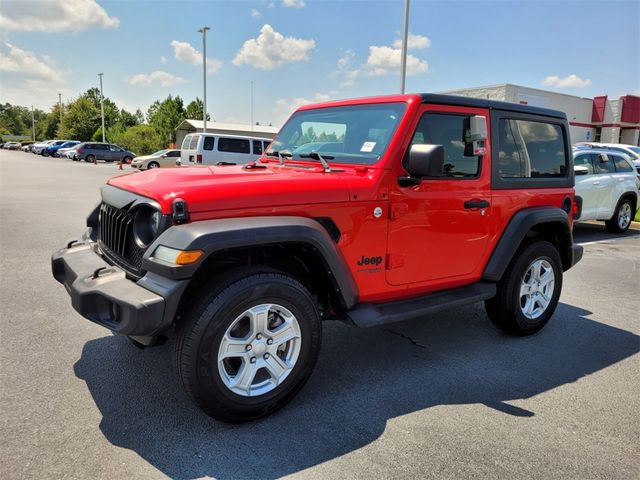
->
[573,148,639,232]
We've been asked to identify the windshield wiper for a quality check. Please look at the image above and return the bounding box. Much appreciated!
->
[299,152,334,173]
[265,150,292,166]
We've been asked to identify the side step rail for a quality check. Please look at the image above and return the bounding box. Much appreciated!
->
[346,282,496,328]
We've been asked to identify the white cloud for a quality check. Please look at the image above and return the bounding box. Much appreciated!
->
[282,0,305,7]
[128,70,188,87]
[337,50,355,70]
[170,40,222,73]
[0,0,118,32]
[0,43,63,82]
[251,9,261,18]
[393,33,431,50]
[274,92,332,124]
[160,56,168,64]
[542,74,592,88]
[364,45,428,76]
[233,24,315,70]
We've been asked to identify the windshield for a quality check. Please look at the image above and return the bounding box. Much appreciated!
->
[266,102,407,165]
[628,146,640,156]
[152,149,168,156]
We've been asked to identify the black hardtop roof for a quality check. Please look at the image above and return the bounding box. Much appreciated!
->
[420,93,566,120]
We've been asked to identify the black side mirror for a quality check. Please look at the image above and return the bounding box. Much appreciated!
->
[399,144,444,186]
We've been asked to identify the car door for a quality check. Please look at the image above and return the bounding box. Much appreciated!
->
[386,106,493,286]
[593,153,616,218]
[108,144,121,161]
[573,153,598,219]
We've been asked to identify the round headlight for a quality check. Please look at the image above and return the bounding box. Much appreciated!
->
[133,207,161,247]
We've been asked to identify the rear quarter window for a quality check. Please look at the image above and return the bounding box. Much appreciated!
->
[203,136,215,151]
[612,155,633,173]
[492,112,571,189]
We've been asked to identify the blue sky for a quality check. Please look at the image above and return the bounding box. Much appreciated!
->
[1,0,638,126]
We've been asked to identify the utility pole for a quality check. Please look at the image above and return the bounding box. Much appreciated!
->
[98,73,105,142]
[250,80,254,130]
[58,93,62,124]
[400,0,410,94]
[31,105,35,141]
[198,26,210,133]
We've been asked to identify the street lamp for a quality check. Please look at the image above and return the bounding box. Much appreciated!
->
[198,26,210,133]
[58,93,62,124]
[399,0,410,94]
[98,73,105,143]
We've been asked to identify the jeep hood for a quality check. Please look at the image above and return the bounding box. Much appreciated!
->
[107,164,352,214]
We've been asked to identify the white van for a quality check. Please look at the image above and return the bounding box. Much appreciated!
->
[179,133,272,166]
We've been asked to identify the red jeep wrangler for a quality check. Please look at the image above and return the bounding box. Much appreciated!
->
[52,94,583,422]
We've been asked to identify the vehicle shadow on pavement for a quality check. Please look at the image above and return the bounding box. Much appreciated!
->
[74,303,639,480]
[573,222,640,243]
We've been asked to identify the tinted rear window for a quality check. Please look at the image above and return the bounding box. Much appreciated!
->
[252,140,263,155]
[203,136,215,151]
[612,155,633,173]
[218,137,250,154]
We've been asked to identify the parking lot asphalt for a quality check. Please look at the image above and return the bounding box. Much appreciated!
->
[1,150,639,479]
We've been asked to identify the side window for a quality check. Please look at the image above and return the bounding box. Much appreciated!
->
[252,140,263,155]
[181,135,192,149]
[573,154,594,174]
[409,113,480,177]
[218,137,250,154]
[594,154,615,173]
[612,155,633,173]
[263,141,270,152]
[97,144,108,150]
[169,150,180,157]
[189,135,200,150]
[203,136,215,151]
[497,119,566,178]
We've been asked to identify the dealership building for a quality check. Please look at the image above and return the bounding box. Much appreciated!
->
[443,84,640,146]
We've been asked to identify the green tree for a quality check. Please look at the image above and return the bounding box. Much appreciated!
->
[185,97,210,121]
[112,124,163,155]
[58,97,101,141]
[0,103,26,135]
[147,95,186,145]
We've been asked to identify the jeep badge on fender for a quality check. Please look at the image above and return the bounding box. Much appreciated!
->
[52,93,583,423]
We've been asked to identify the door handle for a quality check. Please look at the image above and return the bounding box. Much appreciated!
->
[464,199,490,209]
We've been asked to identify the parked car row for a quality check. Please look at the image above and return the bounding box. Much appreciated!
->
[14,139,136,163]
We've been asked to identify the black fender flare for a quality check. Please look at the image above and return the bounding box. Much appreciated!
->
[142,216,359,309]
[483,207,577,282]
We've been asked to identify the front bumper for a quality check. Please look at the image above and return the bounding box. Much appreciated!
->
[52,241,187,337]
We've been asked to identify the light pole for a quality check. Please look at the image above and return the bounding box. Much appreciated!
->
[58,93,62,124]
[400,0,410,94]
[98,73,105,142]
[31,105,35,141]
[198,26,210,133]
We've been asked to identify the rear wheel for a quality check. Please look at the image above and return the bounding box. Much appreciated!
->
[148,161,160,169]
[485,240,562,335]
[85,154,95,163]
[173,271,321,422]
[605,198,633,233]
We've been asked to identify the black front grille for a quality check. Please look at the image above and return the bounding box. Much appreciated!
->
[98,202,146,277]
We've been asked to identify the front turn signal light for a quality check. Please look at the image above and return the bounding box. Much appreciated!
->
[153,246,204,265]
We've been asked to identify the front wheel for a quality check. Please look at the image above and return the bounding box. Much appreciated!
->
[605,198,633,233]
[173,271,321,422]
[147,161,159,169]
[485,240,562,335]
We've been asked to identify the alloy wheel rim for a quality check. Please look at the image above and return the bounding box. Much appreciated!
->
[618,203,631,229]
[217,303,302,397]
[519,259,555,320]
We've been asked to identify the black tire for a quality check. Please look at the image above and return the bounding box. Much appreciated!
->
[173,270,321,422]
[605,197,634,233]
[85,154,95,163]
[485,240,562,336]
[41,150,48,156]
[148,161,160,169]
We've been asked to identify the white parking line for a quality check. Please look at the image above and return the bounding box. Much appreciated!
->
[578,236,639,246]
